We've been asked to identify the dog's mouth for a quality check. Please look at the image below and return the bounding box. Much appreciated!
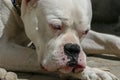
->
[59,64,85,73]
[41,64,85,73]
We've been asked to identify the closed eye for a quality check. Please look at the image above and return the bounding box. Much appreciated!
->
[79,29,90,38]
[83,29,89,35]
[49,23,64,36]
[50,24,62,30]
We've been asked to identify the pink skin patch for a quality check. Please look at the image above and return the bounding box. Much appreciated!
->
[73,65,85,73]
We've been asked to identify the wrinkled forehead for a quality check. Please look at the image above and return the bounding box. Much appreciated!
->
[39,0,74,19]
[38,0,91,30]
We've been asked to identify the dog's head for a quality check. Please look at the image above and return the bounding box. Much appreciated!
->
[21,0,92,73]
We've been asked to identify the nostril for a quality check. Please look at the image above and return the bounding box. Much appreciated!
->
[64,43,80,55]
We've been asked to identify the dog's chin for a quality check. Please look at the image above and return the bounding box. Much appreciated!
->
[59,65,85,74]
[41,64,85,74]
[59,66,73,73]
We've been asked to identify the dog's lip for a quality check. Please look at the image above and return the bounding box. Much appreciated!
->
[72,65,85,73]
[41,64,71,72]
[59,65,85,73]
[41,64,60,72]
[59,66,73,73]
[40,64,85,73]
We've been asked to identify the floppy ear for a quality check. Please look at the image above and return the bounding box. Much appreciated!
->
[26,0,30,4]
[21,0,38,16]
[21,0,38,6]
[25,0,38,6]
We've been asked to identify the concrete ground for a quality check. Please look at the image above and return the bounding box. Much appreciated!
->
[16,54,120,80]
[87,54,120,79]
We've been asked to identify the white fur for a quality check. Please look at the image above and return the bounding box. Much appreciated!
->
[0,0,119,80]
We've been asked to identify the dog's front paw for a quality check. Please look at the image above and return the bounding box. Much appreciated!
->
[0,68,18,80]
[72,67,119,80]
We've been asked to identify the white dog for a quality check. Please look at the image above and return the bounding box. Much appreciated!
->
[0,0,119,80]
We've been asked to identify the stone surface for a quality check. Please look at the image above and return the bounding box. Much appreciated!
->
[87,54,120,79]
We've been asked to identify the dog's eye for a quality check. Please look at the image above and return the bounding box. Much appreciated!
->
[82,29,89,35]
[50,24,62,31]
[84,29,89,34]
[79,29,89,38]
[78,29,89,40]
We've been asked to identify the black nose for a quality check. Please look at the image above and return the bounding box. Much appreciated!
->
[64,43,80,56]
[64,43,80,67]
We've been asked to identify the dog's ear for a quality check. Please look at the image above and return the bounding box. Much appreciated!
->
[26,0,30,4]
[21,0,38,8]
[25,0,38,6]
[21,0,38,16]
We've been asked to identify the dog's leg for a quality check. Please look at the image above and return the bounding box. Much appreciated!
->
[81,30,120,57]
[0,42,41,80]
[71,66,119,80]
[0,42,41,71]
[0,42,119,80]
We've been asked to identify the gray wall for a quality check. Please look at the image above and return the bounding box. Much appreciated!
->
[91,0,120,36]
